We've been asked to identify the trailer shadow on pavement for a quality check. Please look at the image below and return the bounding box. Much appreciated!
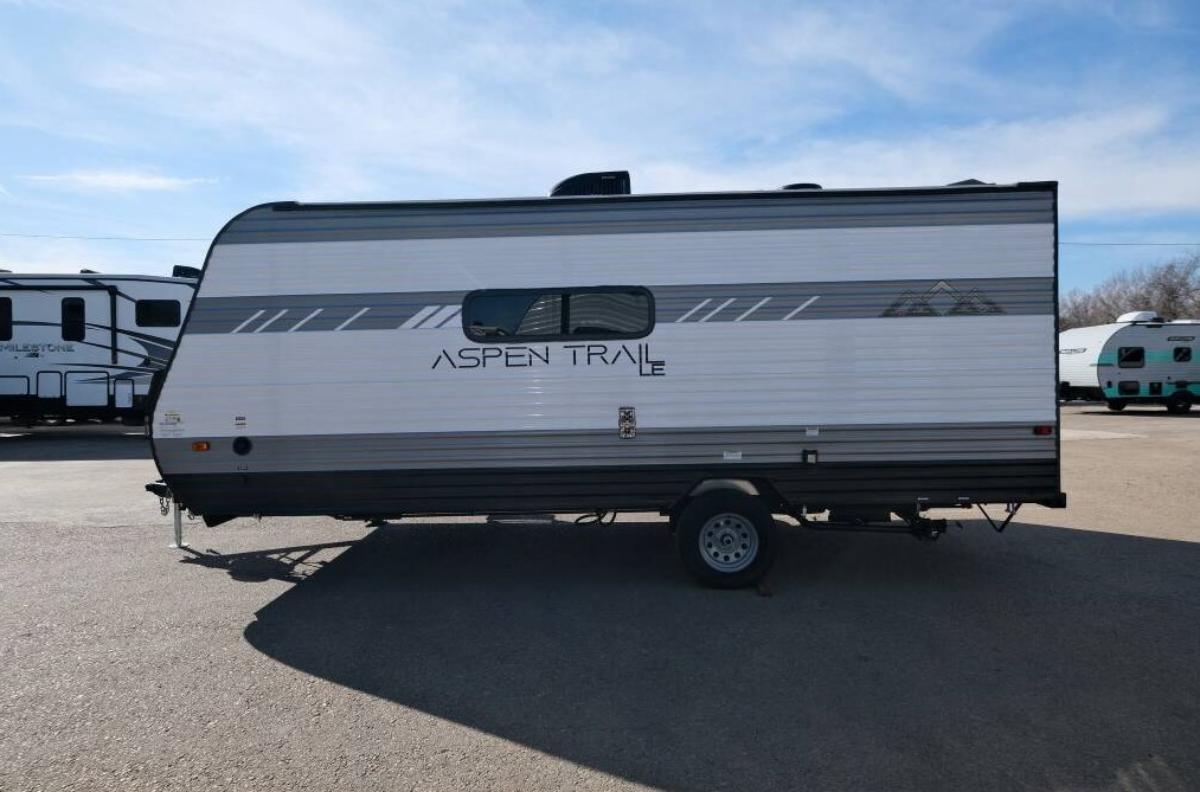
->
[243,518,1200,792]
[0,421,150,461]
[1078,409,1200,419]
[181,541,358,583]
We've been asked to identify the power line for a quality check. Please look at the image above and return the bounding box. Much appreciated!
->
[1059,241,1200,246]
[2,230,1200,246]
[0,232,205,242]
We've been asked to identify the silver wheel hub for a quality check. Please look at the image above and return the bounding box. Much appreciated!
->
[699,512,758,573]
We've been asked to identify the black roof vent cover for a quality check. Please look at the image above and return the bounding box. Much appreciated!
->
[782,183,822,190]
[172,265,201,280]
[948,178,989,186]
[551,171,631,197]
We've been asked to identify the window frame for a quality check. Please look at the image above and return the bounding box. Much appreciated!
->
[135,299,182,328]
[61,297,86,342]
[1174,346,1192,363]
[460,286,655,344]
[1117,346,1145,368]
[0,296,11,341]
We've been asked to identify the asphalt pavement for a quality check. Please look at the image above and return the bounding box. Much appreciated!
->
[1,406,1198,791]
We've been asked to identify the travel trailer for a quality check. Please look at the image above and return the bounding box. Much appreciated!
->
[0,269,197,424]
[147,173,1064,587]
[1059,311,1199,413]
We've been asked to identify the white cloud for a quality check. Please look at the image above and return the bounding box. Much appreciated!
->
[20,170,214,193]
[56,0,1195,218]
[2,0,1199,233]
[638,105,1200,217]
[720,2,1017,102]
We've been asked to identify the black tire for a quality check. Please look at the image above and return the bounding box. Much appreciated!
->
[1106,399,1126,412]
[676,490,776,588]
[1166,393,1193,414]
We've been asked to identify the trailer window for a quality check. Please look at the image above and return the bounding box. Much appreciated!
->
[463,287,653,343]
[0,297,11,341]
[1175,347,1192,362]
[136,299,181,327]
[1117,347,1144,368]
[61,298,85,341]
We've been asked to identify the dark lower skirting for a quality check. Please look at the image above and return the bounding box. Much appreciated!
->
[0,394,148,421]
[164,460,1063,520]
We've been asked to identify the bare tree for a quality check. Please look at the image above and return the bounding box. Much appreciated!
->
[1059,253,1200,330]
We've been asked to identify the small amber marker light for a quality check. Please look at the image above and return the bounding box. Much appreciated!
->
[1032,425,1054,436]
[191,440,211,452]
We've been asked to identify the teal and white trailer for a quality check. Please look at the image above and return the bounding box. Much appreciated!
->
[1059,311,1199,413]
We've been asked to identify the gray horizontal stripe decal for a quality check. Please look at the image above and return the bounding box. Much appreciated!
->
[218,191,1054,244]
[186,277,1053,334]
[155,423,1057,475]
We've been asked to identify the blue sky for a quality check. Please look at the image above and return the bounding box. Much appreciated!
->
[1,0,1198,293]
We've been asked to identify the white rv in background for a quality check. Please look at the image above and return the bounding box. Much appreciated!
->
[148,172,1064,587]
[1059,311,1199,413]
[0,269,197,424]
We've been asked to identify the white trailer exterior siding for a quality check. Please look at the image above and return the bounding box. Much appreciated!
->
[1059,323,1122,392]
[151,183,1063,519]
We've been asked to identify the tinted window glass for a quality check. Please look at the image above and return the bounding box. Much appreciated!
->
[568,291,653,336]
[0,297,10,341]
[465,293,562,339]
[463,288,652,342]
[1175,346,1192,362]
[136,299,181,327]
[61,297,85,341]
[1117,347,1144,368]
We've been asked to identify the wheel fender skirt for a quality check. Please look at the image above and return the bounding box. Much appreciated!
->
[1037,493,1068,509]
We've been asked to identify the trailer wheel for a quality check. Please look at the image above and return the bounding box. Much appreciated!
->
[1166,393,1192,414]
[1106,399,1126,412]
[676,491,775,588]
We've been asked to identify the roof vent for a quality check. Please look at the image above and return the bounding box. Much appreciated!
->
[1117,310,1163,323]
[782,183,822,190]
[172,265,201,279]
[551,171,631,197]
[948,178,989,186]
[80,268,99,274]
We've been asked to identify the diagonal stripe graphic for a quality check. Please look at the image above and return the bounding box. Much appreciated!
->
[288,308,323,332]
[782,296,820,320]
[230,310,265,334]
[334,307,370,331]
[735,297,771,321]
[417,305,460,329]
[433,307,462,328]
[254,309,288,333]
[699,298,736,322]
[675,298,712,323]
[400,305,441,329]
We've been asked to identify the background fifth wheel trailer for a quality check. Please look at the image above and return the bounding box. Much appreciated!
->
[1,269,197,424]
